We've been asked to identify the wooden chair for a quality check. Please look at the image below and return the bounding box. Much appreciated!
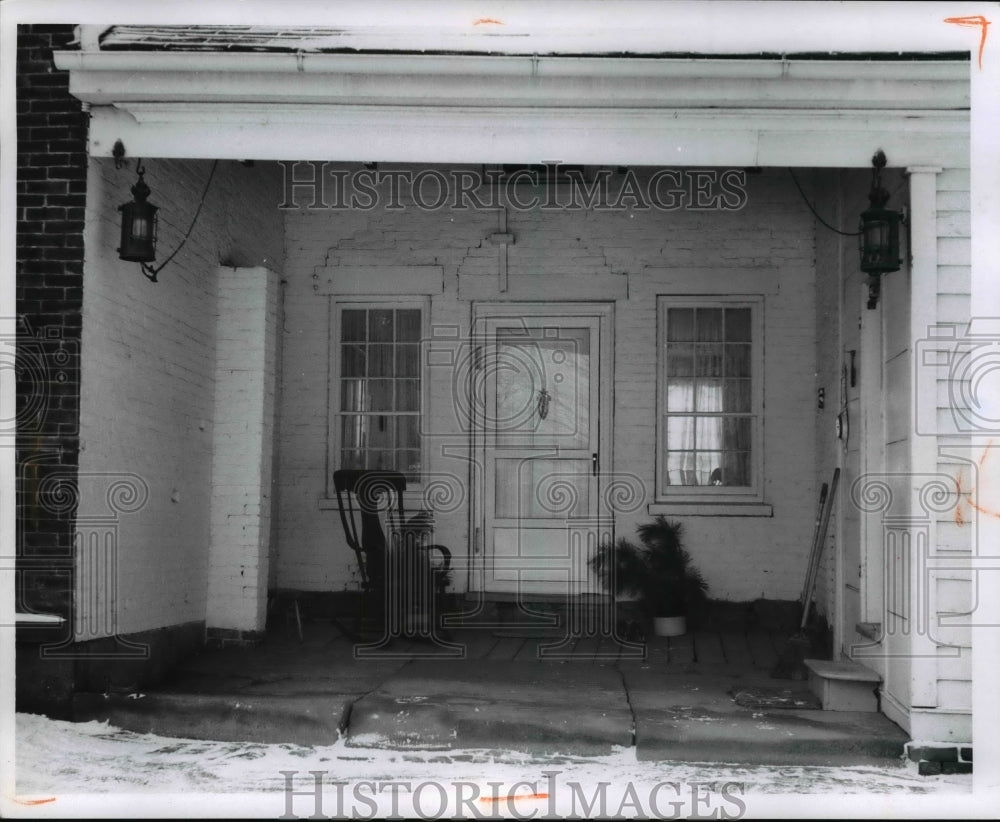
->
[333,469,452,639]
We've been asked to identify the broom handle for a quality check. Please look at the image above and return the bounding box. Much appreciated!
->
[800,468,841,633]
[799,482,829,611]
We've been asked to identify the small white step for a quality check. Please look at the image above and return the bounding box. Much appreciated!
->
[804,658,881,712]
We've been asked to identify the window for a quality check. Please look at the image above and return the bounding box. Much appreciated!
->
[334,303,423,483]
[657,296,762,500]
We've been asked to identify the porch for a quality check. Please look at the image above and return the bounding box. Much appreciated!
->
[71,609,907,767]
[25,15,976,754]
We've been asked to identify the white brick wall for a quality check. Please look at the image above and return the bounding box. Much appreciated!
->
[77,158,283,638]
[277,167,818,602]
[207,266,281,633]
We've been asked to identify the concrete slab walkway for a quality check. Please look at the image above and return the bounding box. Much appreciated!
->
[71,625,908,767]
[346,659,632,755]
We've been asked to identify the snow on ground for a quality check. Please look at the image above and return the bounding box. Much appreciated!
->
[8,712,976,819]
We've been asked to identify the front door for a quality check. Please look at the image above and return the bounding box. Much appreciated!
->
[474,304,612,596]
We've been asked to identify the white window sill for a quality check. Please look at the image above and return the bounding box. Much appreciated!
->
[647,502,773,517]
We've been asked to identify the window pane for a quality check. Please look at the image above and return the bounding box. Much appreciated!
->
[665,343,694,378]
[368,415,395,449]
[341,416,364,451]
[666,451,694,485]
[696,416,724,451]
[400,450,421,479]
[724,416,752,450]
[723,451,750,486]
[341,309,367,342]
[397,379,420,412]
[369,309,394,342]
[725,308,752,342]
[396,309,421,342]
[396,344,419,377]
[725,343,750,377]
[695,308,724,341]
[368,379,393,410]
[665,415,695,450]
[369,344,394,377]
[725,379,752,413]
[341,379,366,412]
[341,344,366,377]
[340,449,364,470]
[397,415,420,451]
[698,452,723,485]
[369,450,393,471]
[695,344,723,377]
[667,308,694,342]
[666,381,695,412]
[695,380,724,412]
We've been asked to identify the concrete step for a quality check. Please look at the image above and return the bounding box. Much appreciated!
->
[804,658,881,712]
[344,660,633,756]
[72,691,352,746]
[627,671,907,766]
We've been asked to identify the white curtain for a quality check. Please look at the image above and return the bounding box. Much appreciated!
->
[665,382,724,485]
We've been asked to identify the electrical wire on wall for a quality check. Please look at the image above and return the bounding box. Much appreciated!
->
[138,159,220,282]
[136,159,219,283]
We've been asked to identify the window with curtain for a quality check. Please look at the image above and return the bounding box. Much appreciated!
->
[336,304,423,482]
[658,298,761,498]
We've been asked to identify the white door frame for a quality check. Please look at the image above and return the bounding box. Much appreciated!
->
[469,302,614,596]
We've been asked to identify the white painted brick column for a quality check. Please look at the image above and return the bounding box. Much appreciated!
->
[207,266,281,634]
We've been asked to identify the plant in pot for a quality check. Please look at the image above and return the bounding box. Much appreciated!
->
[590,516,708,637]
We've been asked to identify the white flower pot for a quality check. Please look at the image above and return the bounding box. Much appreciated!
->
[653,615,687,637]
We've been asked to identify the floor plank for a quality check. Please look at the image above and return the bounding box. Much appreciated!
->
[719,630,753,667]
[537,633,580,660]
[572,635,601,662]
[453,629,500,660]
[746,629,779,670]
[666,633,694,664]
[592,634,623,664]
[692,630,725,664]
[513,638,548,662]
[487,636,527,661]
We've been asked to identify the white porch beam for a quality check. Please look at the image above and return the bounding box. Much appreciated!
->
[85,104,968,167]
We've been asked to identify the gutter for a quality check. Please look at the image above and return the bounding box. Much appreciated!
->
[52,50,970,82]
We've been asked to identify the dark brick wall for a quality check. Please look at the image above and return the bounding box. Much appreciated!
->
[15,24,86,635]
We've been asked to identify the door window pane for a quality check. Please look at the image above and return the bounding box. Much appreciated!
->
[494,326,591,449]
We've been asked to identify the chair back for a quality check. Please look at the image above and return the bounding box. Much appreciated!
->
[332,469,406,590]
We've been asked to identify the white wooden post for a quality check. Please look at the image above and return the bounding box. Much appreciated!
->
[906,166,942,708]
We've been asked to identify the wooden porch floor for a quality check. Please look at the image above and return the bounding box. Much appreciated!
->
[268,619,796,674]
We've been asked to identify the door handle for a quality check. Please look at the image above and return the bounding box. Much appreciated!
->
[592,452,599,476]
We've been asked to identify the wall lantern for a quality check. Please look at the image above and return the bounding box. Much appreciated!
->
[859,149,903,309]
[117,161,158,265]
[114,143,219,283]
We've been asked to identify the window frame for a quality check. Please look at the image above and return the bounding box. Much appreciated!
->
[655,294,765,504]
[327,297,429,498]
